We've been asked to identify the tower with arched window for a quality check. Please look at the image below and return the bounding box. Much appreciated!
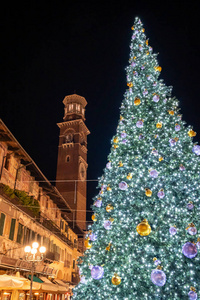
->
[56,94,90,231]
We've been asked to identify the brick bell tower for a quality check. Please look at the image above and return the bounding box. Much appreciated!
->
[56,94,90,231]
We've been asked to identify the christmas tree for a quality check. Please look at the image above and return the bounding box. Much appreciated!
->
[72,17,200,300]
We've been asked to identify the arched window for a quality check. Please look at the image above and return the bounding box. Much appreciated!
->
[65,155,70,163]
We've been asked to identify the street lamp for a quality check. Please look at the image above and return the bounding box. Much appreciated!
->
[24,242,46,300]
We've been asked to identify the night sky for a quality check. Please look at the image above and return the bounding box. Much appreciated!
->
[1,1,200,220]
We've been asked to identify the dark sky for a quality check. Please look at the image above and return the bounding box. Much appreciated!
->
[1,1,200,218]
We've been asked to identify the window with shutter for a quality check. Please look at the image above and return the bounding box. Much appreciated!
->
[16,223,24,244]
[9,218,16,240]
[0,213,5,236]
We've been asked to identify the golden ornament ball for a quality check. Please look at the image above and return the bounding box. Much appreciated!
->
[113,144,118,149]
[91,214,97,221]
[145,188,152,197]
[142,28,145,32]
[146,51,150,55]
[106,243,111,251]
[156,122,162,129]
[159,156,163,162]
[133,56,136,60]
[113,137,119,144]
[107,186,112,192]
[136,219,151,236]
[168,110,174,115]
[120,115,124,121]
[118,161,123,167]
[84,239,92,249]
[111,273,121,285]
[127,82,133,88]
[134,97,141,106]
[106,204,114,212]
[131,26,134,30]
[188,129,196,137]
[127,173,133,180]
[154,66,162,72]
[146,40,148,45]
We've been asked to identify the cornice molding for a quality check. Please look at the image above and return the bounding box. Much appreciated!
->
[57,119,90,135]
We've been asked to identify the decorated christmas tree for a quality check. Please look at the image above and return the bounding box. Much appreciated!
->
[72,17,200,300]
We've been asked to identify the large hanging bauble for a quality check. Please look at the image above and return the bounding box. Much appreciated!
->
[91,266,104,280]
[169,138,177,147]
[151,269,166,287]
[193,145,200,155]
[119,181,128,190]
[182,242,198,259]
[188,289,197,300]
[136,219,151,236]
[111,273,121,285]
[91,214,97,221]
[175,124,181,131]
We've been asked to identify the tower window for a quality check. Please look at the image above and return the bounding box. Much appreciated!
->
[66,155,70,163]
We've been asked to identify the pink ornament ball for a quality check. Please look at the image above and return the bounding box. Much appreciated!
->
[106,162,112,170]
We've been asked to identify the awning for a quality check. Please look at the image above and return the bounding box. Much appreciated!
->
[0,275,24,288]
[39,276,67,293]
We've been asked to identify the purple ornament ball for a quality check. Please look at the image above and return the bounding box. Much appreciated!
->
[154,259,161,266]
[175,124,181,131]
[182,242,198,259]
[169,138,177,147]
[193,145,200,155]
[91,266,104,280]
[151,269,166,287]
[149,169,158,178]
[188,291,197,300]
[136,120,144,128]
[119,181,128,190]
[187,227,197,236]
[187,203,194,210]
[103,220,112,230]
[80,276,87,284]
[121,132,127,139]
[157,189,165,199]
[169,226,177,236]
[153,95,159,102]
[106,162,112,170]
[122,139,127,144]
[94,199,102,208]
[89,233,97,241]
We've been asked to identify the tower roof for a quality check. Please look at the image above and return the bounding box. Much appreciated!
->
[63,94,87,108]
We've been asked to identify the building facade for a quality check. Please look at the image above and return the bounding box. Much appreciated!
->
[0,94,89,299]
